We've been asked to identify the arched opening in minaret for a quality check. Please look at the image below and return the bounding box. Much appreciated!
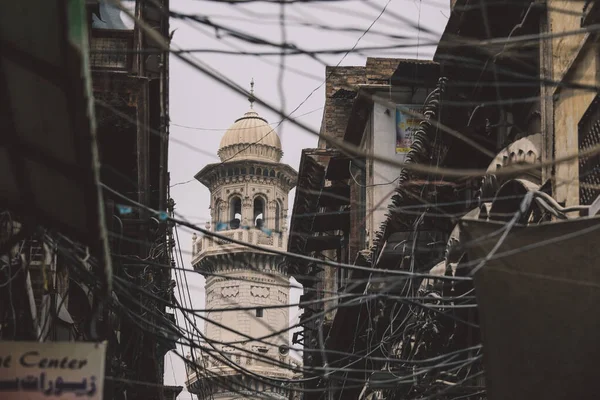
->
[254,197,265,229]
[275,201,281,231]
[230,196,242,229]
[270,169,275,177]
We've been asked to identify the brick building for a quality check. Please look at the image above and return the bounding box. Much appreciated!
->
[288,57,441,399]
[289,1,600,399]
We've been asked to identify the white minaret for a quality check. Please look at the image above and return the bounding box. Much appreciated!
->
[186,81,298,400]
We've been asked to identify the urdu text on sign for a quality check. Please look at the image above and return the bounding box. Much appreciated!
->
[0,341,106,399]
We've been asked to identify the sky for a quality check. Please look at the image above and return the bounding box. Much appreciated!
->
[157,0,449,397]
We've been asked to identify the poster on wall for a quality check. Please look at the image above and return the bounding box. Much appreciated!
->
[0,341,106,399]
[396,105,424,154]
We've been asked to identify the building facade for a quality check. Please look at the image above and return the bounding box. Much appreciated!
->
[1,1,181,399]
[88,2,180,399]
[288,58,441,399]
[186,91,299,400]
[290,1,600,399]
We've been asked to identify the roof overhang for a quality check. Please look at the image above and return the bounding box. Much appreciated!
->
[462,215,600,400]
[287,149,340,280]
[434,0,545,67]
[344,60,439,147]
[194,159,298,189]
[0,1,109,251]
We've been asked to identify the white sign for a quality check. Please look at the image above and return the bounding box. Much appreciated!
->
[0,341,106,399]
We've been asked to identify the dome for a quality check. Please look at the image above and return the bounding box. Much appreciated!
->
[218,109,283,163]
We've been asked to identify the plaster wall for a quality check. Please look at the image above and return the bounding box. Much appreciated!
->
[369,102,405,245]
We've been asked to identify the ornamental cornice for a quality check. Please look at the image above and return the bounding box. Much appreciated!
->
[202,167,297,193]
[207,275,285,287]
[212,175,292,189]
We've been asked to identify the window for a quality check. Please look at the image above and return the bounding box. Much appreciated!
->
[275,201,281,231]
[254,197,265,229]
[241,167,247,175]
[230,197,242,229]
[256,308,264,317]
[270,169,275,177]
[227,168,233,177]
[250,167,255,175]
[256,168,262,176]
[263,169,269,177]
[234,167,240,175]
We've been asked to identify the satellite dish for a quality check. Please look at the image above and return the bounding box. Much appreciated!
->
[278,345,289,356]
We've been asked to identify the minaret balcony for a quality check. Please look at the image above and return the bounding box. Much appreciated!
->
[192,228,287,264]
[185,350,296,391]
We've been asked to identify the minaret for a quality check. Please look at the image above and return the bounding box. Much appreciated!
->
[186,81,298,400]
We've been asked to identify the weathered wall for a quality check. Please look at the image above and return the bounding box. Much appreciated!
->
[318,59,403,149]
[365,93,429,247]
[204,270,290,349]
[318,66,366,149]
[549,0,598,206]
[367,102,401,244]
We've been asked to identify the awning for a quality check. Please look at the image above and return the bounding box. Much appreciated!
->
[462,216,600,400]
[0,1,108,250]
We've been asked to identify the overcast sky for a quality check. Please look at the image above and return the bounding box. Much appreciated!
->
[159,0,448,397]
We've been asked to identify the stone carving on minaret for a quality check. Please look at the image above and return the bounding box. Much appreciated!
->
[268,200,277,211]
[206,289,215,303]
[250,286,270,298]
[277,290,288,303]
[221,286,240,298]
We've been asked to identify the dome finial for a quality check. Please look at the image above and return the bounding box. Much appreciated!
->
[248,78,255,109]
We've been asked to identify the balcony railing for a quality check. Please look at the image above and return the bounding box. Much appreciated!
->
[89,29,134,71]
[192,228,286,263]
[185,350,294,388]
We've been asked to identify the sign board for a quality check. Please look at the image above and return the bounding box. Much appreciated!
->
[396,105,423,154]
[0,341,106,399]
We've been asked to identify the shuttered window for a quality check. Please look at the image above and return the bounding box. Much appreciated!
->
[578,96,600,205]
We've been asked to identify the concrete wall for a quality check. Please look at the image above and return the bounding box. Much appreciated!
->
[366,102,406,244]
[365,92,429,246]
[549,0,599,206]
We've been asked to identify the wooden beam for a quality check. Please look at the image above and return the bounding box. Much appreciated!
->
[318,185,350,207]
[305,235,342,253]
[312,211,350,232]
